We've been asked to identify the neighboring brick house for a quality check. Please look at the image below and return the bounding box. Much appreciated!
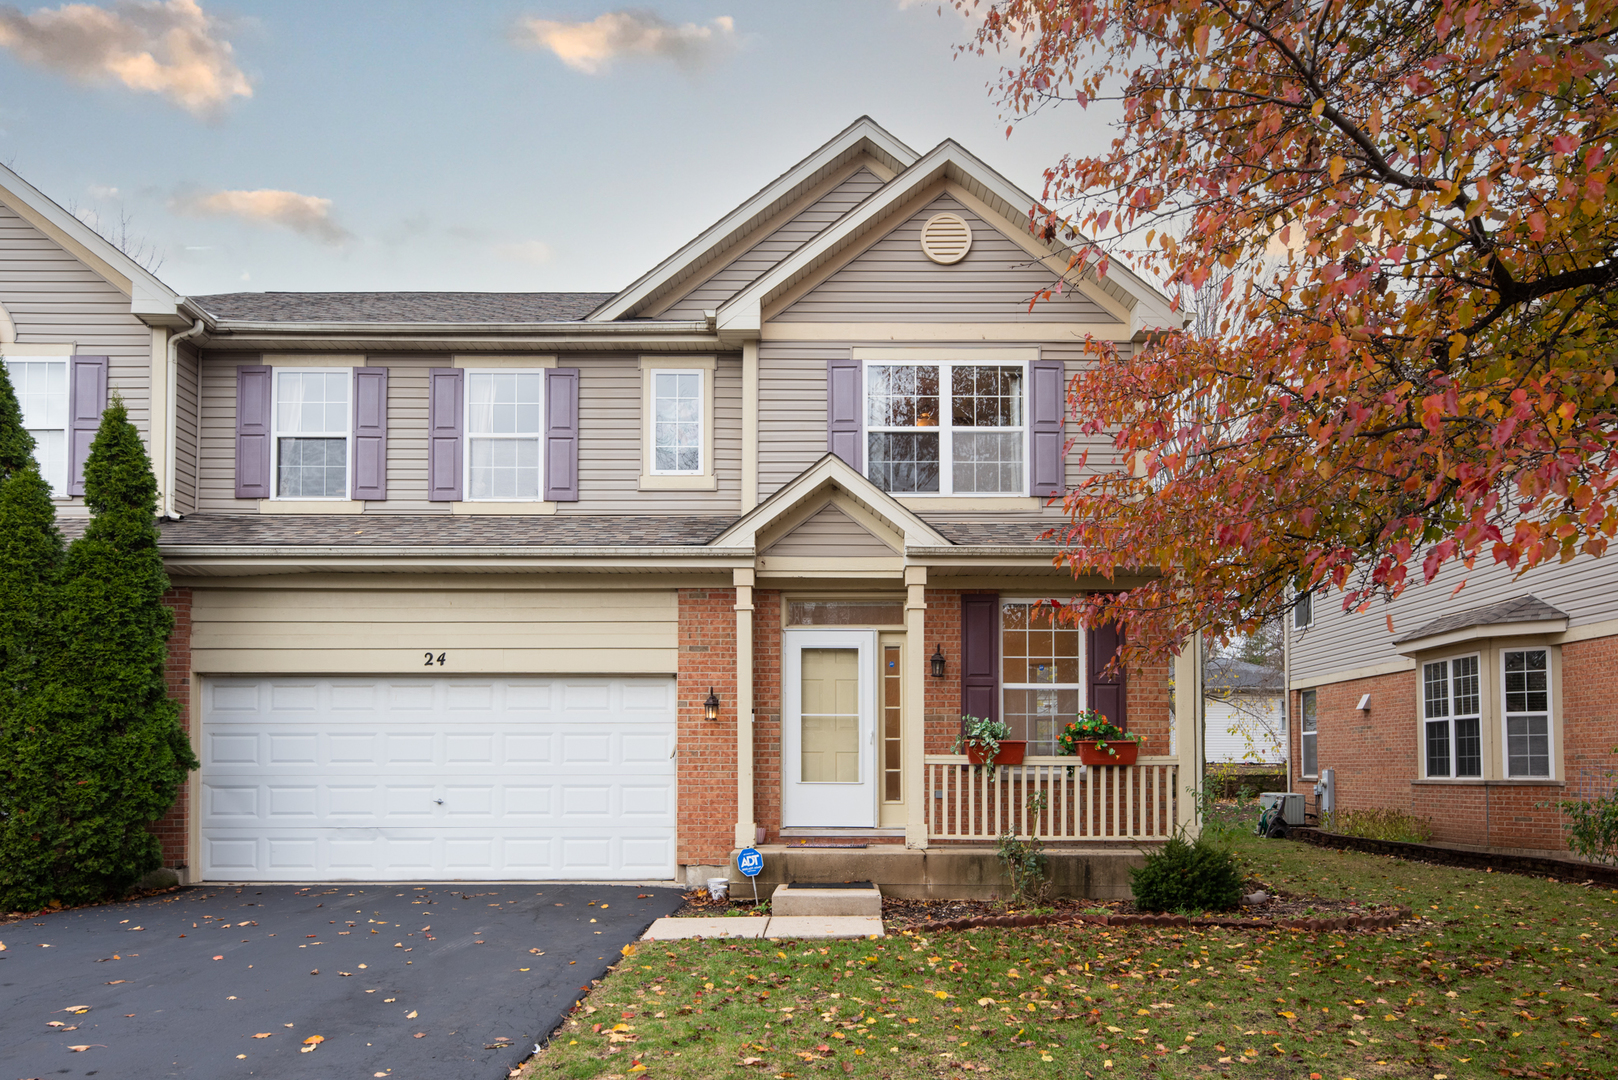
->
[1,118,1199,892]
[1287,563,1618,857]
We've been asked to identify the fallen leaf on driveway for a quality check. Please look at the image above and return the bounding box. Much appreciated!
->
[303,1035,324,1045]
[0,940,5,950]
[406,1010,417,1019]
[47,1021,65,1028]
[67,1045,104,1052]
[63,1006,90,1014]
[339,972,353,977]
[236,1053,247,1059]
[212,955,224,961]
[413,1032,425,1038]
[310,969,319,975]
[253,1033,272,1039]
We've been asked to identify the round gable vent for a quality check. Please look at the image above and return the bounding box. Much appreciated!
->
[920,212,972,265]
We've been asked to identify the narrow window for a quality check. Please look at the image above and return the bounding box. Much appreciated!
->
[651,370,704,474]
[466,371,542,500]
[1452,655,1482,776]
[4,359,67,495]
[1503,648,1551,778]
[1300,689,1318,777]
[883,644,902,803]
[273,369,350,498]
[1000,600,1081,755]
[866,361,1024,495]
[1293,592,1313,630]
[1422,656,1482,778]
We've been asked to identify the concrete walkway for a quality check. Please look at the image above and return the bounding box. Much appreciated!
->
[641,915,884,941]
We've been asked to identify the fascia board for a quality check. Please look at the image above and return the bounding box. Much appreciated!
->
[591,118,920,323]
[1394,618,1569,656]
[0,161,182,309]
[200,322,722,353]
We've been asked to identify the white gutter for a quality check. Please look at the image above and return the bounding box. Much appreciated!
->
[163,318,206,520]
[207,318,712,336]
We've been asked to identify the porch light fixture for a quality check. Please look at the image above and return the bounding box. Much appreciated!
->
[930,645,947,679]
[704,687,721,722]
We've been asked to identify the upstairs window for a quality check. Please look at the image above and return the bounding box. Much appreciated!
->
[651,370,704,474]
[1503,648,1551,777]
[1422,655,1481,778]
[1293,592,1314,630]
[865,362,1025,495]
[273,369,350,499]
[466,371,543,500]
[4,358,66,494]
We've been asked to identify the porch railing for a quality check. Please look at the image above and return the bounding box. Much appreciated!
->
[923,755,1180,842]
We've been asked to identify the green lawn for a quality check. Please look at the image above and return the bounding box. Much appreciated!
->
[520,830,1618,1080]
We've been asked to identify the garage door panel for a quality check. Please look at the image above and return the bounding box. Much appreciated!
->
[201,676,676,881]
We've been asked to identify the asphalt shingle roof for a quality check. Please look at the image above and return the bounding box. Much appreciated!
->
[1392,594,1570,644]
[919,516,1059,546]
[192,292,617,324]
[158,514,737,548]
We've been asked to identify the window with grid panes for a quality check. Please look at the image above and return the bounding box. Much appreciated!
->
[466,371,542,500]
[650,370,703,474]
[865,362,1025,495]
[4,359,67,495]
[1300,689,1318,777]
[1000,600,1081,755]
[273,369,350,498]
[1503,648,1551,777]
[1422,655,1481,777]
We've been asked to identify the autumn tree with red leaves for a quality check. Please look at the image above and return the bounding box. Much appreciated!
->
[964,0,1618,659]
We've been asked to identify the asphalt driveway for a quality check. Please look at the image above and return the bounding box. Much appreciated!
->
[0,881,683,1079]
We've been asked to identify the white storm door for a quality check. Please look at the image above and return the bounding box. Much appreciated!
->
[782,630,877,828]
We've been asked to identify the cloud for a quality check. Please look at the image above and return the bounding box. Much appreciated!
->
[495,239,552,265]
[513,9,736,74]
[0,0,251,116]
[170,188,352,244]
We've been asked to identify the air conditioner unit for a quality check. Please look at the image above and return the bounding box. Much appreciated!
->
[1259,791,1304,826]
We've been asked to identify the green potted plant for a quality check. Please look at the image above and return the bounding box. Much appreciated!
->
[951,714,1025,766]
[1057,709,1142,766]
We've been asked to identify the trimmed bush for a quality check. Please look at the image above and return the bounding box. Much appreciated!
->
[0,397,196,910]
[1130,833,1245,913]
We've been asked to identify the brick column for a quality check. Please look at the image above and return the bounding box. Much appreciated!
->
[734,569,756,848]
[153,587,193,873]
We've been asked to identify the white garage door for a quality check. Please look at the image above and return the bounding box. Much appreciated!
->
[199,676,677,882]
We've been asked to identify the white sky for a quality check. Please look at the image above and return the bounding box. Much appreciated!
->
[0,1,1113,296]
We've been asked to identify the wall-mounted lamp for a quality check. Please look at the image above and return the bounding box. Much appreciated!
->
[930,645,947,679]
[704,687,721,722]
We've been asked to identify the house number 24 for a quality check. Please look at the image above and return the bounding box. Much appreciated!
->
[424,652,447,667]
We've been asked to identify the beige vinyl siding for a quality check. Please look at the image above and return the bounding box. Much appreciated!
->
[659,167,885,320]
[190,583,677,675]
[369,355,440,513]
[173,341,201,513]
[1289,552,1618,685]
[196,357,248,513]
[765,503,896,557]
[0,200,151,458]
[560,353,743,513]
[757,339,1122,507]
[779,195,1120,323]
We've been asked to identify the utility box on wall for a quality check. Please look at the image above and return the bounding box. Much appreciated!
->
[1314,768,1335,816]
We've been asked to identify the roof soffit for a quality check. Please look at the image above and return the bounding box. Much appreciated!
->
[590,117,920,323]
[710,452,951,551]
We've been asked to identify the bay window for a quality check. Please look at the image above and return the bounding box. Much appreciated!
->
[866,362,1025,495]
[1503,648,1551,778]
[1422,655,1482,778]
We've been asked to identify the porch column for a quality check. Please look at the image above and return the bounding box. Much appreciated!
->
[904,565,929,849]
[733,568,757,848]
[1173,631,1203,836]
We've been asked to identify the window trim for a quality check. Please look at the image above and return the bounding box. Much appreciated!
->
[1500,645,1555,779]
[860,358,1031,498]
[640,356,717,490]
[269,366,352,501]
[999,596,1086,755]
[1420,652,1483,779]
[1298,688,1318,779]
[461,367,545,503]
[4,355,69,497]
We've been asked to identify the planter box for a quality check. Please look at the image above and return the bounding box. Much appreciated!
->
[964,740,1027,766]
[1075,740,1140,766]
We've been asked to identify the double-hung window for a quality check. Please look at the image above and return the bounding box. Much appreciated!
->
[866,362,1025,495]
[466,371,543,500]
[1000,600,1082,755]
[1503,648,1552,777]
[651,370,703,474]
[1422,655,1481,778]
[1299,689,1318,777]
[4,358,67,494]
[273,369,350,499]
[1293,592,1313,630]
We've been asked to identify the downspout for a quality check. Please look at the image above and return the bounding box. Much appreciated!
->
[163,319,206,520]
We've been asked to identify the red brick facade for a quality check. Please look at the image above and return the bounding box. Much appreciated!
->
[676,587,740,867]
[1289,633,1618,853]
[152,588,192,870]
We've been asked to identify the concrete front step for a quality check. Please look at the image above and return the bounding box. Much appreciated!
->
[771,882,882,917]
[641,916,884,941]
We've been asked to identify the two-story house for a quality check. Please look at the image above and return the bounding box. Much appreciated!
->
[1,118,1200,895]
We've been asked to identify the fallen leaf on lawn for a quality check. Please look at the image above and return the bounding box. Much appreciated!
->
[934,991,950,1000]
[253,1032,272,1039]
[406,1010,418,1019]
[739,1057,764,1066]
[621,943,636,957]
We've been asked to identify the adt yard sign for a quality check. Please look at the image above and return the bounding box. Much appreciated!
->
[737,848,763,877]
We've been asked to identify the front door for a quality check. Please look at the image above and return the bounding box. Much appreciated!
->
[782,630,877,828]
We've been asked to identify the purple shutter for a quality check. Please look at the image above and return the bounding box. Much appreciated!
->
[826,356,862,469]
[234,364,272,499]
[961,593,1000,726]
[1088,622,1128,730]
[544,367,580,502]
[66,355,108,497]
[427,368,463,502]
[351,367,388,501]
[1029,358,1066,498]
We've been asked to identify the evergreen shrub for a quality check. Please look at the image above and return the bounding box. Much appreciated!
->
[1129,833,1245,913]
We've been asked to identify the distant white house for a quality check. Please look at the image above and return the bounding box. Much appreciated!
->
[1204,659,1285,765]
